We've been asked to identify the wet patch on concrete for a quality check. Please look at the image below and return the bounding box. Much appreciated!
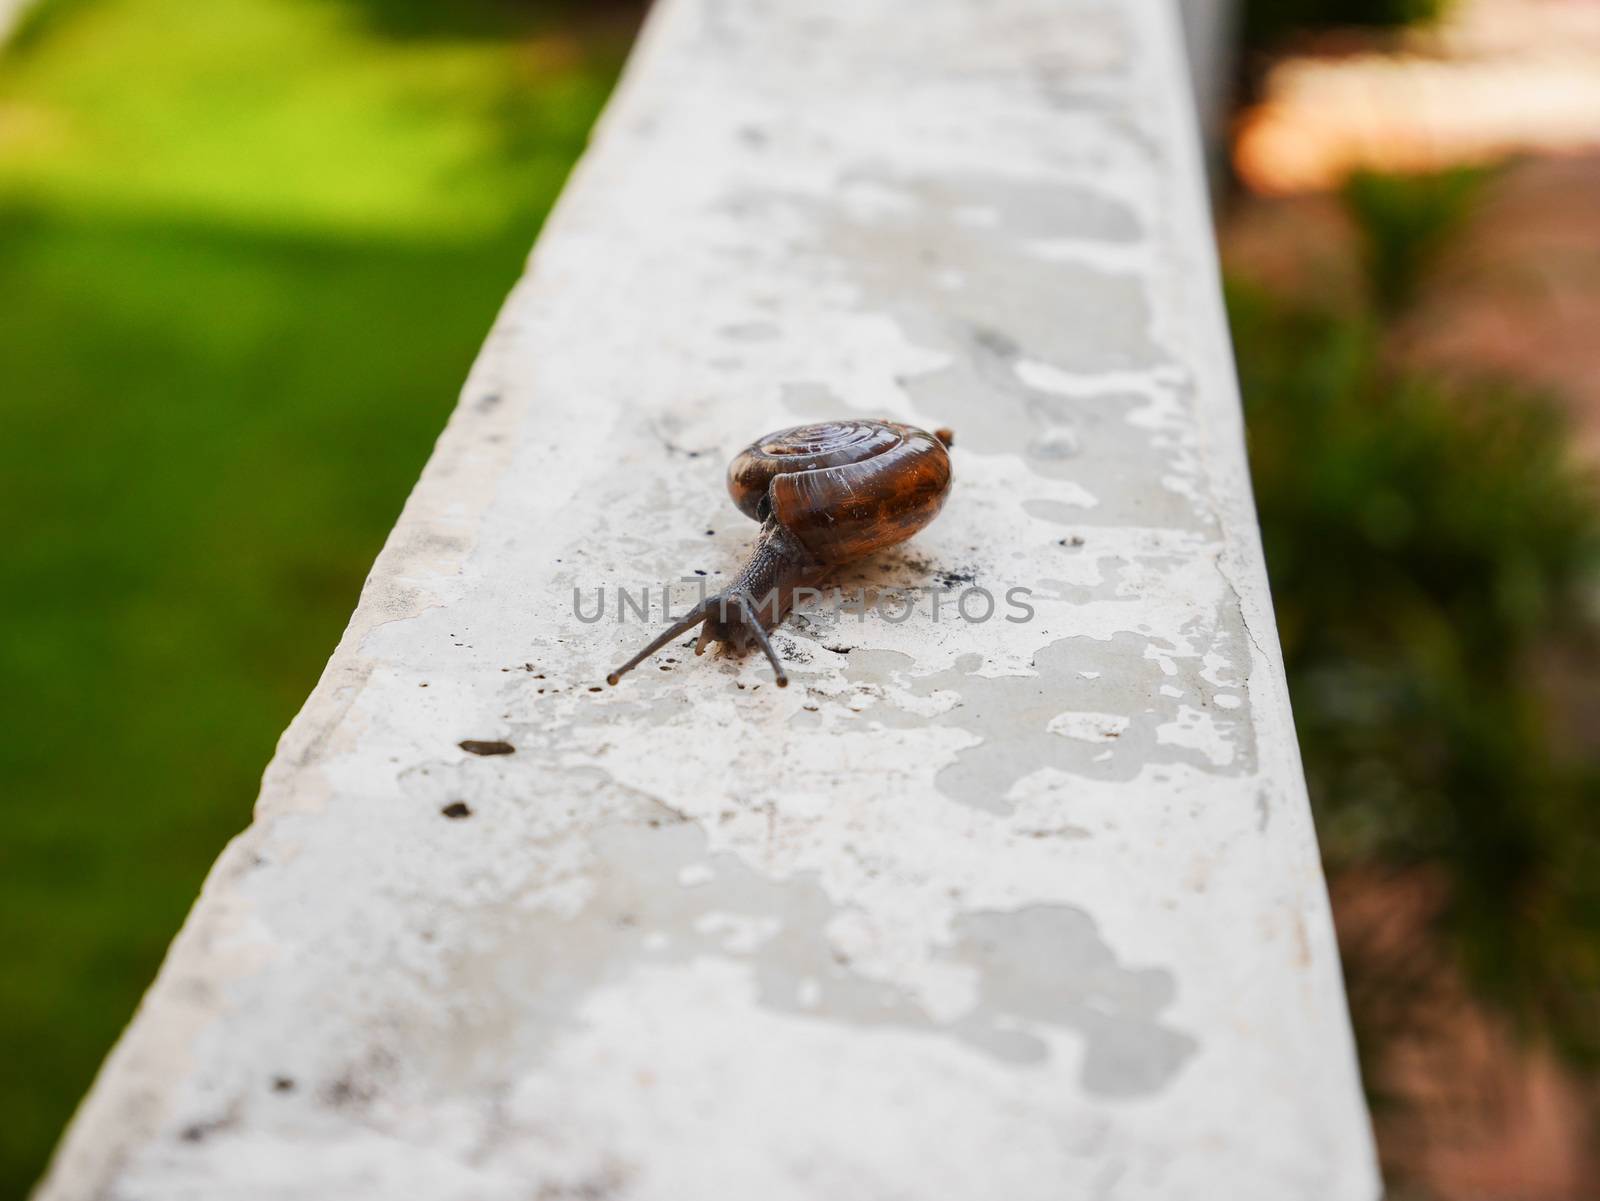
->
[792,180,1157,370]
[435,817,1194,1097]
[720,321,780,343]
[754,165,1211,532]
[839,167,1143,244]
[841,625,1255,814]
[945,906,1195,1092]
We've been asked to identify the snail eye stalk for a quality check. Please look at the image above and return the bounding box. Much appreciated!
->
[605,601,710,686]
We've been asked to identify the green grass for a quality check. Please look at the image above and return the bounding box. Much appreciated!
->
[0,1,634,1192]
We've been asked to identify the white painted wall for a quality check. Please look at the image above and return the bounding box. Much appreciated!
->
[36,2,1378,1198]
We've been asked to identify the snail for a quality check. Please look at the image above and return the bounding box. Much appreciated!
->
[607,418,954,687]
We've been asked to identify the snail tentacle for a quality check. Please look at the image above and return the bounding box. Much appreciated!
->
[737,593,788,687]
[605,600,711,686]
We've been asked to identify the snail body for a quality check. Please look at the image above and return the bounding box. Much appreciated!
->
[607,419,953,686]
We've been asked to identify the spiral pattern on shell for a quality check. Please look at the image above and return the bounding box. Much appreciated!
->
[726,419,952,564]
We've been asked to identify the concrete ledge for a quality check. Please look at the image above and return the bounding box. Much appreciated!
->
[37,1,1378,1198]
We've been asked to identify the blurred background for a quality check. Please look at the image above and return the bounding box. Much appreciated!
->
[0,0,1595,1197]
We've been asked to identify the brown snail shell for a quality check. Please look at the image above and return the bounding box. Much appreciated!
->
[606,419,954,687]
[726,420,953,564]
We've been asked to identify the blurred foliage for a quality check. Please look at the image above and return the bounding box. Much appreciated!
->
[1241,0,1452,51]
[1343,166,1491,313]
[0,0,636,1194]
[1229,171,1600,1071]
